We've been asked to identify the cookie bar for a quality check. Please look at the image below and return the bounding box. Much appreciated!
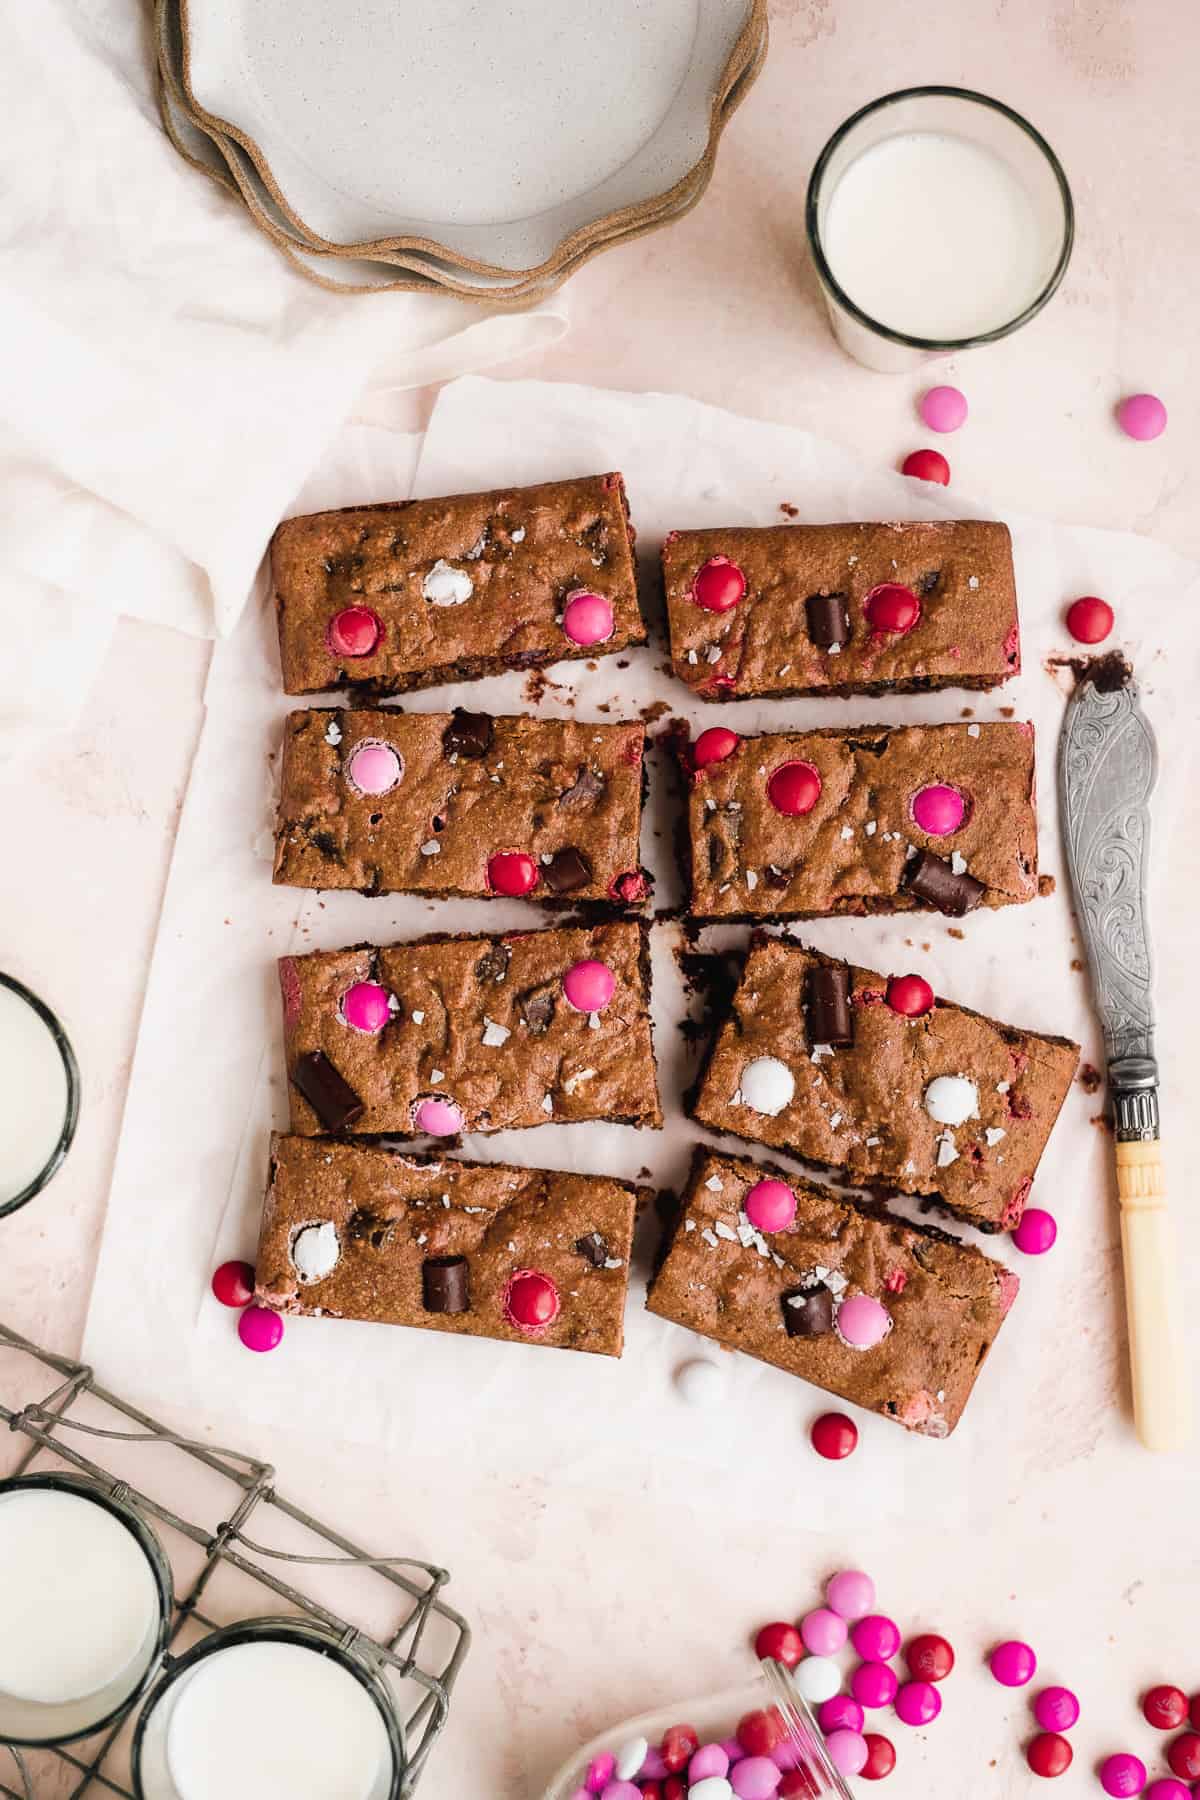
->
[682,719,1037,920]
[272,474,644,696]
[662,519,1019,699]
[279,920,662,1138]
[691,936,1079,1232]
[255,1135,644,1357]
[273,708,648,904]
[646,1148,1019,1435]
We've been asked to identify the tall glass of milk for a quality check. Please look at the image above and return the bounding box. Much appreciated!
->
[806,87,1073,371]
[0,973,80,1219]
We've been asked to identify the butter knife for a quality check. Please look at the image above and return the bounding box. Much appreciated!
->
[1059,669,1191,1450]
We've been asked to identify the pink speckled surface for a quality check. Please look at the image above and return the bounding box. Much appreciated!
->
[4,6,1200,1795]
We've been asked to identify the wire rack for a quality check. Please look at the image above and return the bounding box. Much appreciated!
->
[0,1320,469,1799]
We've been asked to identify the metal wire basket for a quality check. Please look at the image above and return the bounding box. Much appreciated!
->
[0,1320,469,1798]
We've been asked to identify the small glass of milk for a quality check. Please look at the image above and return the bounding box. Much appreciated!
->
[0,973,80,1220]
[806,86,1074,371]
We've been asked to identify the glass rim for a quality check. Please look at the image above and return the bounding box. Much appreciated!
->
[0,972,81,1222]
[0,1472,174,1747]
[761,1658,855,1797]
[805,84,1075,352]
[130,1616,406,1800]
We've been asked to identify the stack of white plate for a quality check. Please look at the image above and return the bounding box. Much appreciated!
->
[155,0,767,302]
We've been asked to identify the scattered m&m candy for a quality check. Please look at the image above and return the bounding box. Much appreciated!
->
[1143,1686,1188,1730]
[736,1711,780,1757]
[852,1662,899,1710]
[1099,1752,1148,1796]
[692,556,747,612]
[1026,1732,1072,1778]
[754,1622,803,1668]
[693,727,740,769]
[819,1695,865,1735]
[825,1730,869,1777]
[660,1725,700,1771]
[894,1681,941,1727]
[794,1655,842,1706]
[503,1270,561,1333]
[1033,1685,1079,1732]
[212,1260,255,1308]
[852,1614,902,1663]
[1117,392,1167,441]
[886,974,934,1019]
[800,1608,848,1657]
[901,449,951,485]
[990,1640,1037,1687]
[487,851,539,897]
[1144,1782,1192,1800]
[1065,595,1115,645]
[864,583,921,635]
[919,386,968,433]
[905,1634,955,1683]
[826,1568,876,1621]
[1012,1207,1058,1256]
[860,1733,896,1781]
[810,1412,858,1460]
[1166,1731,1200,1781]
[767,760,822,817]
[237,1305,283,1353]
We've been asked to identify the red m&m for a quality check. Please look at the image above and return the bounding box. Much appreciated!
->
[754,1622,803,1668]
[1167,1732,1200,1781]
[503,1270,561,1332]
[864,583,921,636]
[860,1733,896,1780]
[767,761,822,816]
[487,851,539,897]
[905,1634,954,1682]
[212,1261,255,1308]
[1065,595,1114,645]
[811,1412,858,1460]
[692,557,747,612]
[1027,1733,1073,1778]
[326,606,382,658]
[693,727,740,768]
[901,449,951,485]
[886,974,934,1018]
[1143,1685,1188,1730]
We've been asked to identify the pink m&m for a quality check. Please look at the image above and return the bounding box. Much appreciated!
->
[238,1305,283,1353]
[864,583,921,636]
[826,1570,876,1621]
[910,784,966,837]
[689,1744,731,1782]
[693,726,740,769]
[894,1682,941,1727]
[693,556,747,612]
[730,1756,782,1798]
[851,1663,899,1710]
[585,1753,616,1791]
[919,385,968,433]
[1012,1207,1057,1255]
[743,1178,797,1234]
[837,1294,891,1349]
[825,1731,869,1778]
[340,980,392,1033]
[819,1696,865,1735]
[990,1640,1037,1687]
[800,1609,848,1657]
[503,1269,561,1331]
[767,761,822,817]
[852,1616,901,1662]
[1099,1753,1147,1796]
[212,1260,255,1308]
[326,605,382,658]
[563,960,616,1014]
[1117,392,1167,441]
[562,590,615,647]
[1144,1782,1192,1800]
[346,740,402,796]
[487,851,539,897]
[412,1096,465,1136]
[1033,1686,1080,1732]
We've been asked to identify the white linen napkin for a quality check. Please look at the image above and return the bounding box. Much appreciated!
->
[0,1,565,757]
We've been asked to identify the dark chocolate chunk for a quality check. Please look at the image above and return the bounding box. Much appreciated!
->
[421,1255,470,1314]
[905,849,986,917]
[781,1283,834,1338]
[474,943,512,983]
[806,965,854,1046]
[290,1051,364,1133]
[559,764,605,808]
[520,986,557,1034]
[442,710,493,759]
[542,847,592,894]
[805,592,850,650]
[575,1232,610,1267]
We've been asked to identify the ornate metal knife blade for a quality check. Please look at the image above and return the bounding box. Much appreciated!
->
[1059,669,1191,1451]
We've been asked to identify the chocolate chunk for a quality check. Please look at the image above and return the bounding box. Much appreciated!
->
[421,1256,470,1314]
[442,709,493,759]
[906,850,986,917]
[781,1282,834,1338]
[520,986,557,1034]
[575,1231,610,1267]
[805,965,854,1046]
[559,764,605,808]
[805,592,850,650]
[474,943,512,983]
[290,1051,364,1133]
[542,847,592,894]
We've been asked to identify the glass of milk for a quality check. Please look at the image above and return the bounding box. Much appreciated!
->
[806,86,1074,371]
[0,973,80,1219]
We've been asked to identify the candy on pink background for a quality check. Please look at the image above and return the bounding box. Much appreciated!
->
[693,727,740,768]
[864,582,921,635]
[766,760,822,817]
[826,1568,876,1620]
[1033,1686,1079,1733]
[237,1305,283,1353]
[692,556,747,612]
[886,974,934,1019]
[1065,594,1115,645]
[597,1783,640,1800]
[340,980,393,1033]
[563,960,617,1014]
[662,1725,701,1771]
[852,1615,902,1662]
[860,1733,896,1781]
[412,1096,464,1137]
[1167,1733,1200,1780]
[800,1608,848,1657]
[819,1695,865,1736]
[837,1294,891,1350]
[729,1754,782,1798]
[502,1269,561,1332]
[851,1662,899,1710]
[562,590,616,647]
[1026,1733,1073,1778]
[794,1656,842,1706]
[810,1412,858,1460]
[754,1622,803,1668]
[1144,1781,1192,1800]
[326,605,382,658]
[1012,1208,1057,1255]
[585,1753,615,1792]
[910,783,967,837]
[1117,392,1167,441]
[720,1736,747,1765]
[637,1746,668,1780]
[743,1178,797,1234]
[1099,1752,1147,1796]
[894,1681,941,1726]
[990,1640,1037,1687]
[825,1730,869,1778]
[211,1260,255,1309]
[487,850,539,897]
[689,1745,731,1782]
[901,449,951,485]
[905,1634,954,1683]
[919,385,969,433]
[346,740,403,796]
[1143,1686,1188,1730]
[769,1735,801,1772]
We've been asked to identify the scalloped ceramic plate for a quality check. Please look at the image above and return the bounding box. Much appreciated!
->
[178,0,760,275]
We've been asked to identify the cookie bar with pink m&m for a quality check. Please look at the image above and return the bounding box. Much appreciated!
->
[662,518,1019,699]
[691,936,1079,1233]
[647,1147,1019,1435]
[272,473,644,696]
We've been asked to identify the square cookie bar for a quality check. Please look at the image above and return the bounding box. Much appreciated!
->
[662,519,1019,699]
[646,1148,1018,1435]
[691,936,1079,1232]
[682,719,1037,920]
[273,707,648,904]
[279,920,662,1138]
[256,1135,645,1357]
[273,473,644,695]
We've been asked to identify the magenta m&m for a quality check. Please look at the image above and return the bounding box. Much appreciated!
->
[487,851,539,897]
[1144,1782,1192,1800]
[766,761,822,817]
[990,1640,1037,1687]
[800,1608,848,1657]
[852,1615,902,1662]
[326,606,382,658]
[919,385,968,433]
[864,583,921,635]
[211,1260,255,1308]
[1033,1686,1079,1733]
[562,591,615,647]
[851,1663,899,1710]
[346,740,403,796]
[819,1695,865,1735]
[1099,1752,1147,1796]
[238,1305,283,1353]
[503,1269,561,1332]
[1012,1207,1057,1255]
[340,981,392,1033]
[826,1569,875,1621]
[1116,392,1167,441]
[743,1179,797,1234]
[412,1096,464,1136]
[910,784,966,836]
[836,1294,891,1349]
[693,727,740,769]
[894,1681,941,1727]
[692,556,747,612]
[563,960,616,1014]
[901,449,951,485]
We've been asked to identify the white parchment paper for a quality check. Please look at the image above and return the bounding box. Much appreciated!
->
[84,379,1200,1531]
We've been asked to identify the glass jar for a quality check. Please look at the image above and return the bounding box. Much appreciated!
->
[539,1658,854,1798]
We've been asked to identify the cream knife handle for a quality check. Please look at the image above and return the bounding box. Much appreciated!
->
[1116,1137,1192,1451]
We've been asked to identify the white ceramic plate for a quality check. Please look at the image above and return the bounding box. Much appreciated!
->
[180,0,756,270]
